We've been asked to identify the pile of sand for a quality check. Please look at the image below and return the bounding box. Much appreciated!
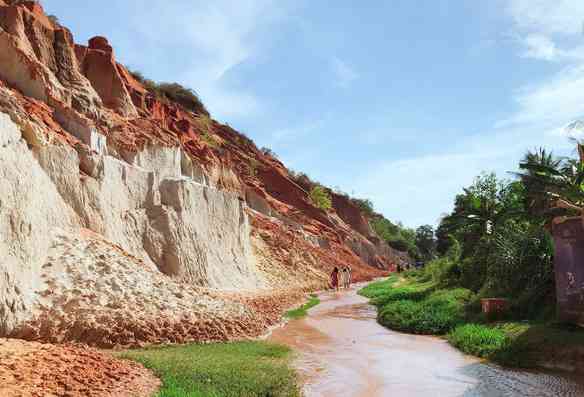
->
[9,229,307,347]
[0,338,159,396]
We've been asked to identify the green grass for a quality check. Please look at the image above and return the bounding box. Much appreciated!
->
[285,295,320,319]
[377,288,473,334]
[360,276,584,370]
[360,277,472,335]
[358,275,400,300]
[120,341,300,397]
[448,322,584,368]
[448,323,509,358]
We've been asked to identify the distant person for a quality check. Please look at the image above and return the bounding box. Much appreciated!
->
[346,266,352,287]
[330,267,340,291]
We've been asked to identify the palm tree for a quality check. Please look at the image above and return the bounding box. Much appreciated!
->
[514,148,562,217]
[516,145,584,218]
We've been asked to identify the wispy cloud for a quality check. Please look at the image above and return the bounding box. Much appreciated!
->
[269,115,331,149]
[352,1,584,227]
[507,0,584,62]
[123,0,291,120]
[330,57,359,88]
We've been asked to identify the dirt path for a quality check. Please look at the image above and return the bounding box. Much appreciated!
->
[0,339,159,397]
[269,286,584,396]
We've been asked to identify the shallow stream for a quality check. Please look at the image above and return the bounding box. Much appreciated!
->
[269,286,584,396]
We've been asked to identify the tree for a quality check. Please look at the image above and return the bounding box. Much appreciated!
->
[516,144,584,219]
[415,225,436,262]
[514,148,562,217]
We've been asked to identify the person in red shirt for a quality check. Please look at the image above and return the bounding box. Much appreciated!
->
[330,267,340,291]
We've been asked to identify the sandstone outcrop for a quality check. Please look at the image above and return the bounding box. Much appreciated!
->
[0,1,406,345]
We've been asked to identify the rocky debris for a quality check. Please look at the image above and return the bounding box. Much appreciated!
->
[0,338,160,397]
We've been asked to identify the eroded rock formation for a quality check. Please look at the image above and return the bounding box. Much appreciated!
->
[0,1,406,346]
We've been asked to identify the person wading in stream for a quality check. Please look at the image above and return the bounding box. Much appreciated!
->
[330,267,340,291]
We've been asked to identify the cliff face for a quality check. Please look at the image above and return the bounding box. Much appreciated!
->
[0,1,407,346]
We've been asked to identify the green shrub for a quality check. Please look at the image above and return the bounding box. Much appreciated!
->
[377,288,472,334]
[448,324,508,358]
[127,68,209,115]
[157,82,208,115]
[351,198,375,216]
[423,257,460,286]
[260,147,278,158]
[309,185,332,211]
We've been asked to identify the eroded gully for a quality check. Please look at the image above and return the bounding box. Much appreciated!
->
[268,285,584,397]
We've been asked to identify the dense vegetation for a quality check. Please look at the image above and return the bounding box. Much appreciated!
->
[121,342,299,397]
[360,144,584,368]
[129,69,209,116]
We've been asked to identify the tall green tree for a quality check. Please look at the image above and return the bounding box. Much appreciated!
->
[415,225,436,262]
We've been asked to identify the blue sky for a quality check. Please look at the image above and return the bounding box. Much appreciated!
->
[43,0,584,228]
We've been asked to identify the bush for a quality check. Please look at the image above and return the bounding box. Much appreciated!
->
[291,172,315,190]
[47,14,60,26]
[260,147,278,158]
[376,288,472,335]
[309,185,332,211]
[351,198,374,216]
[127,68,209,115]
[448,324,508,358]
[423,257,460,287]
[156,82,208,115]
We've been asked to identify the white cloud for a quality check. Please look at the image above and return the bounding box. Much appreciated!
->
[521,34,558,61]
[352,0,584,227]
[497,64,584,128]
[507,0,584,62]
[123,0,291,120]
[331,57,359,88]
[506,0,584,36]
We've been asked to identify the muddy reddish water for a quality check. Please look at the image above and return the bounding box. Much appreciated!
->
[269,286,584,397]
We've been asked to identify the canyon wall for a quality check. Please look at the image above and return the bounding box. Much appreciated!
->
[0,1,406,345]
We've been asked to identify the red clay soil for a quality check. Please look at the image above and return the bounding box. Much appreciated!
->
[0,338,160,397]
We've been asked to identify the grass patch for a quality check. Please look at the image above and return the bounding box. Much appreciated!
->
[120,341,299,397]
[448,322,584,368]
[448,323,509,358]
[377,288,472,334]
[285,295,320,319]
[360,276,471,335]
[358,275,400,300]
